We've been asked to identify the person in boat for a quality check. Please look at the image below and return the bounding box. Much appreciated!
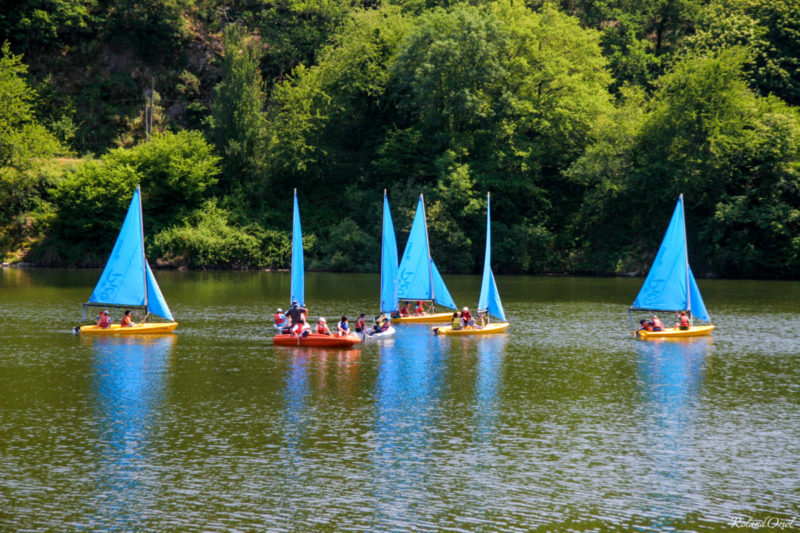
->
[451,312,462,330]
[286,300,308,327]
[370,315,382,335]
[414,300,426,316]
[355,313,367,334]
[337,316,350,336]
[291,316,310,337]
[638,319,654,332]
[370,317,392,336]
[676,311,691,330]
[97,310,112,329]
[651,314,664,331]
[460,307,475,328]
[316,317,332,335]
[121,310,135,327]
[399,302,410,317]
[274,308,288,328]
[477,311,488,327]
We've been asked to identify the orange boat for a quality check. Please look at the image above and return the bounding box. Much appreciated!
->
[273,333,362,348]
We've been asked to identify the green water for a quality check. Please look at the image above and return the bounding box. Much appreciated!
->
[1,268,799,531]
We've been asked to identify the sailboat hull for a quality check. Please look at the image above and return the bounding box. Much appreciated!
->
[80,322,179,334]
[273,333,362,348]
[391,312,454,324]
[433,322,510,335]
[634,324,715,340]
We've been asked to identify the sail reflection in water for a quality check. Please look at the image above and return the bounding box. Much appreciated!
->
[635,337,711,526]
[473,335,508,445]
[371,325,445,526]
[86,334,175,529]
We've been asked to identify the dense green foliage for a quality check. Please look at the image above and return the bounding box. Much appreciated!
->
[1,0,799,278]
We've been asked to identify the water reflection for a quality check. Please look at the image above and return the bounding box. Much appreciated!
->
[86,334,175,529]
[371,325,445,528]
[473,335,508,445]
[635,337,712,527]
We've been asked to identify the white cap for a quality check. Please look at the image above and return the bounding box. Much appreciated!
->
[319,317,326,322]
[462,307,468,311]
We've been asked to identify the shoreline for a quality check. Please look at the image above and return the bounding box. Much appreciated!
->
[5,261,795,281]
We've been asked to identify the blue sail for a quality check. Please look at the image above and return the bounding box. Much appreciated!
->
[145,261,173,320]
[632,195,710,321]
[380,192,399,313]
[431,261,457,310]
[290,189,305,307]
[397,195,434,301]
[88,188,147,307]
[688,266,710,322]
[478,193,506,321]
[397,194,456,309]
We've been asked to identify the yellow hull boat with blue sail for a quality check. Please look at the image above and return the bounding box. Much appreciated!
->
[635,324,715,340]
[77,185,177,334]
[630,194,713,340]
[433,322,509,335]
[393,312,454,324]
[434,193,509,336]
[393,194,458,324]
[80,322,178,335]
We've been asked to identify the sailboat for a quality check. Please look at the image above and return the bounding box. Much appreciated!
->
[366,190,398,338]
[78,185,178,334]
[630,194,715,339]
[393,194,457,323]
[434,193,509,335]
[273,190,361,348]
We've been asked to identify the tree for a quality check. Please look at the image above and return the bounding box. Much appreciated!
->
[684,0,800,105]
[209,24,268,196]
[568,48,800,276]
[0,41,64,167]
[45,130,220,264]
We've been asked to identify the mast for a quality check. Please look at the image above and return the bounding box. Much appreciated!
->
[380,189,386,310]
[138,184,148,313]
[420,193,435,303]
[680,193,690,316]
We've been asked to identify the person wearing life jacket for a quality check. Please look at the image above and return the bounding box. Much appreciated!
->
[651,315,664,331]
[291,317,310,337]
[399,302,410,317]
[274,308,287,328]
[638,319,653,332]
[378,317,391,333]
[676,311,690,330]
[355,313,367,334]
[451,312,461,330]
[121,310,134,327]
[97,310,112,329]
[460,307,475,328]
[337,316,350,336]
[286,301,308,327]
[414,301,425,315]
[316,317,332,335]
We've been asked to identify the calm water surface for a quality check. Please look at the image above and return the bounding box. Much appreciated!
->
[1,269,799,531]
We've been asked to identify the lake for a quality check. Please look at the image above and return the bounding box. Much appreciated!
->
[1,268,798,531]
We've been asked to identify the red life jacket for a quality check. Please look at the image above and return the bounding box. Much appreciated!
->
[274,313,286,325]
[652,317,664,330]
[414,302,424,314]
[679,314,690,327]
[316,323,329,335]
[462,310,472,321]
[99,315,111,328]
[292,322,306,335]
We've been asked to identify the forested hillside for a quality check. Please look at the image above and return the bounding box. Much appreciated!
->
[1,0,798,277]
